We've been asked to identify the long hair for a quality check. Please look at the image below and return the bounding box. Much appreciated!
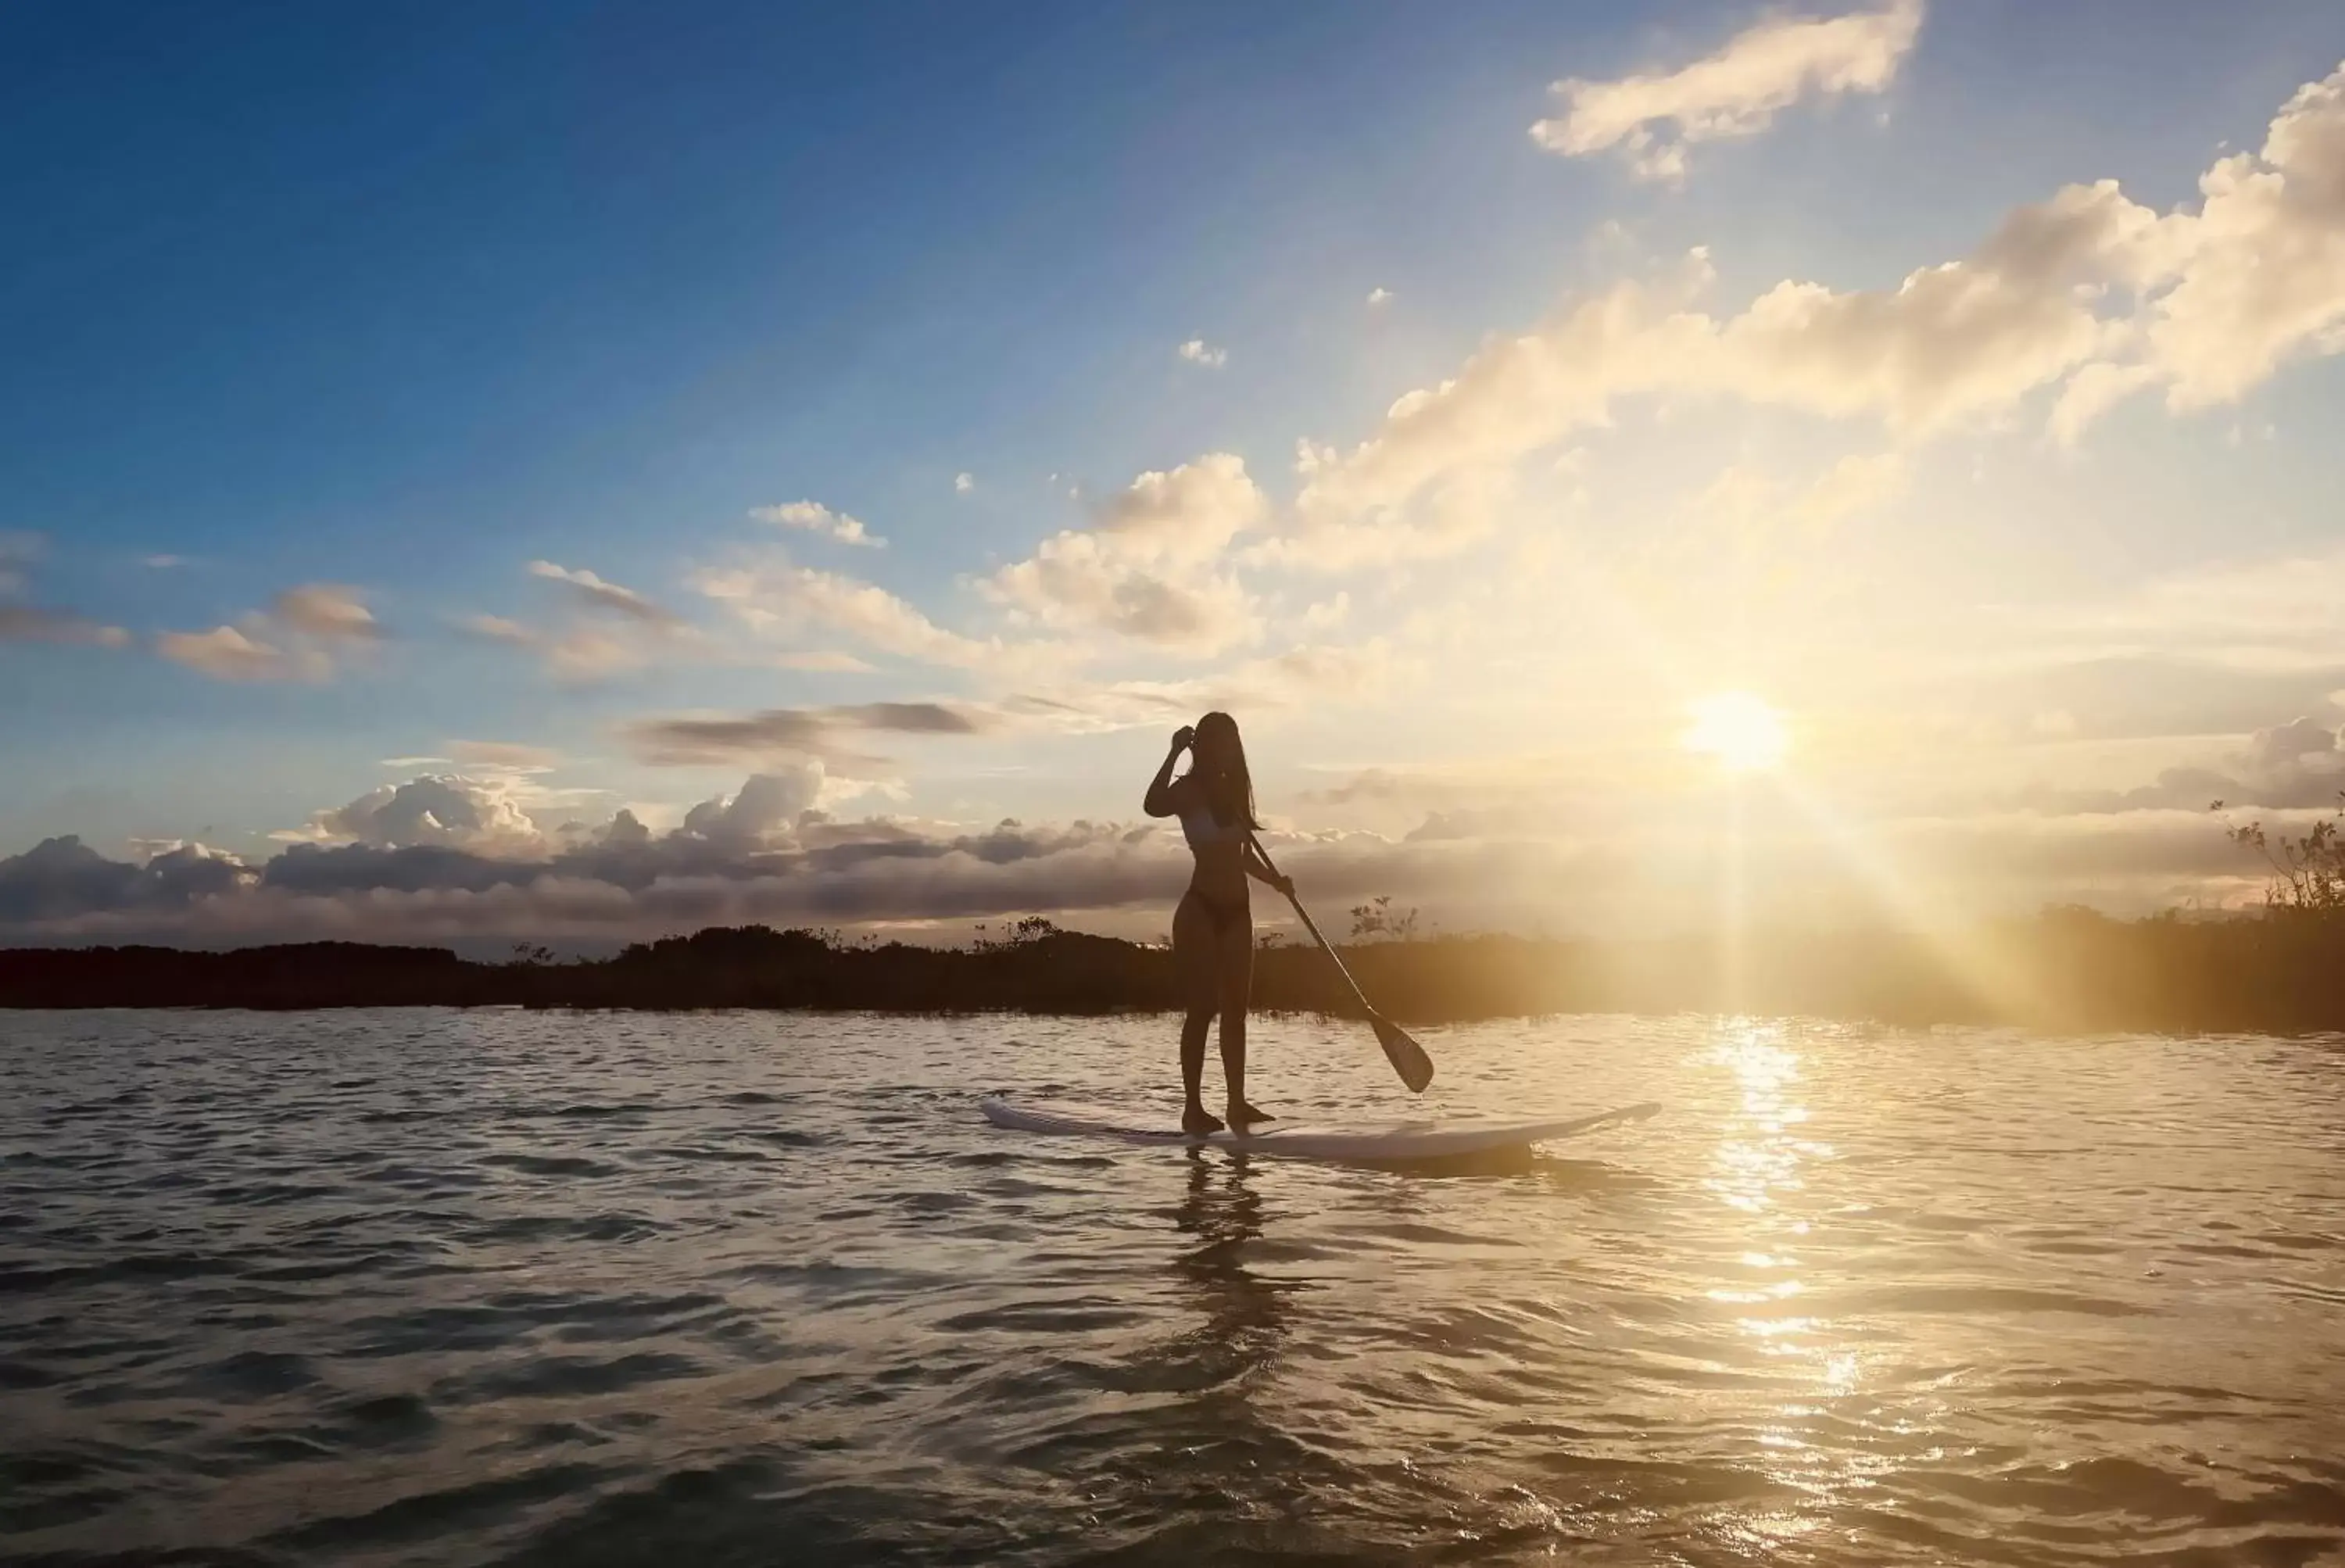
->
[1192,711,1258,830]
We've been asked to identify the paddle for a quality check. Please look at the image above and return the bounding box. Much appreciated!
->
[1248,832,1434,1094]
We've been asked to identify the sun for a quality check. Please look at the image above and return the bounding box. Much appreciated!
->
[1683,691,1789,774]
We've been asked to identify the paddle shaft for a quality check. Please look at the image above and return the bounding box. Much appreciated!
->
[1247,833,1385,1023]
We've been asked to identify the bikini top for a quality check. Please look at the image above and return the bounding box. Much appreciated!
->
[1176,784,1251,850]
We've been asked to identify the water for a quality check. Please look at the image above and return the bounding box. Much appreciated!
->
[3,1009,2343,1567]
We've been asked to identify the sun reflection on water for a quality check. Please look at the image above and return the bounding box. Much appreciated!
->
[1703,1019,1877,1548]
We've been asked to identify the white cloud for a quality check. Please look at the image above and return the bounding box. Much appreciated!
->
[1287,116,2320,547]
[980,453,1267,653]
[273,582,381,641]
[278,773,553,855]
[158,583,383,682]
[750,500,886,548]
[1533,0,1924,183]
[954,472,975,495]
[527,560,678,625]
[1367,287,1394,306]
[139,554,189,570]
[2141,62,2345,409]
[1177,338,1228,369]
[156,625,314,682]
[696,554,1030,673]
[459,614,535,645]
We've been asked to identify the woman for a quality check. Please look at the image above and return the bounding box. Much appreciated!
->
[1144,711,1293,1136]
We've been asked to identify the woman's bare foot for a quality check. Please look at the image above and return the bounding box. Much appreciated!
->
[1182,1104,1226,1137]
[1226,1101,1275,1133]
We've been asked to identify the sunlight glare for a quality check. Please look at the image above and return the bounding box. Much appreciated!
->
[1684,691,1790,774]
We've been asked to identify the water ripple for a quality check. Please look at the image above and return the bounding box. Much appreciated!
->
[2,1009,2343,1565]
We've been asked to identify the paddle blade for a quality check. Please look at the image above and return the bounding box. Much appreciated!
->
[1373,1016,1434,1094]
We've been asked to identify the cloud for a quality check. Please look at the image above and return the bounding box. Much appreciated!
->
[623,700,997,768]
[954,473,975,495]
[0,836,252,925]
[2139,62,2345,409]
[980,453,1267,652]
[750,501,886,548]
[1532,0,1924,183]
[274,583,382,640]
[1011,639,1405,735]
[156,625,315,682]
[1177,338,1228,369]
[2027,545,2345,675]
[159,583,382,682]
[1289,87,2341,546]
[447,739,563,771]
[1367,287,1394,306]
[459,614,535,645]
[1,777,2302,947]
[139,554,189,569]
[278,773,554,855]
[696,555,1029,672]
[0,534,131,649]
[527,560,679,625]
[776,650,878,673]
[0,605,132,648]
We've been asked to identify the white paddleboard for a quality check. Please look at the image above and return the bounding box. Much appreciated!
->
[978,1096,1660,1162]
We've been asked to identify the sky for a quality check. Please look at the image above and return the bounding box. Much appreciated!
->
[5,0,2345,950]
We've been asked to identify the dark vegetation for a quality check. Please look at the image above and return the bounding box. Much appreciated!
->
[2,907,2343,1031]
[5,804,2340,1031]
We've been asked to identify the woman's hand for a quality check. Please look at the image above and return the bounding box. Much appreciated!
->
[1271,872,1296,899]
[1169,725,1196,754]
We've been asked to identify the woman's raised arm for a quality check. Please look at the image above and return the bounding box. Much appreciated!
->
[1143,725,1196,818]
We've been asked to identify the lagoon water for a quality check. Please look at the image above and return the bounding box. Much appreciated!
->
[3,1008,2343,1566]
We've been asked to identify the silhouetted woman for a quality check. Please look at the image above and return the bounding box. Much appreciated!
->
[1144,711,1292,1136]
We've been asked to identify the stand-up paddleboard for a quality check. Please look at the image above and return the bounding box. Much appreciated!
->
[979,1096,1660,1163]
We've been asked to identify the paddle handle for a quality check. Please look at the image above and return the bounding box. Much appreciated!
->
[1248,832,1384,1022]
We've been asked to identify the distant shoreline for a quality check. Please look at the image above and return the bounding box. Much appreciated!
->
[5,911,2345,1034]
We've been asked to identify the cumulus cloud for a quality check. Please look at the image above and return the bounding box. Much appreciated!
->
[278,773,552,855]
[0,774,2300,946]
[954,473,975,495]
[981,453,1266,652]
[1532,0,1924,183]
[527,560,680,625]
[1291,59,2345,556]
[2016,716,2345,815]
[2138,62,2345,410]
[0,836,252,925]
[1367,287,1394,306]
[1177,338,1228,369]
[159,583,381,682]
[750,501,886,548]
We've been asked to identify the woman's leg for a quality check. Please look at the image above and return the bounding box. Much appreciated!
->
[1172,892,1223,1134]
[1214,904,1267,1127]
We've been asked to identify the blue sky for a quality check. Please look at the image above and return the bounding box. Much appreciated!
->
[5,1,2345,945]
